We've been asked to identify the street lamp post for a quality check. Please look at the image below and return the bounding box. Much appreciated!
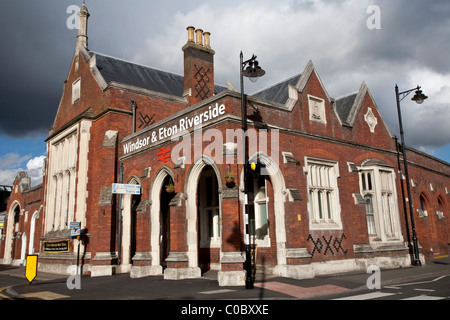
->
[395,85,428,266]
[240,52,265,289]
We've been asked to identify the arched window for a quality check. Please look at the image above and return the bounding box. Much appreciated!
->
[198,166,220,247]
[13,205,20,227]
[436,196,445,219]
[418,194,428,218]
[364,194,376,235]
[306,157,341,230]
[46,129,78,232]
[359,160,402,242]
[248,170,269,240]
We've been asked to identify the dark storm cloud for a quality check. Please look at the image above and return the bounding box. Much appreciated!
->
[0,1,77,137]
[353,0,450,74]
[1,0,448,159]
[0,0,215,138]
[344,0,450,151]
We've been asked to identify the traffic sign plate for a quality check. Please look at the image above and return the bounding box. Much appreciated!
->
[70,222,81,238]
[25,255,38,283]
[112,183,141,195]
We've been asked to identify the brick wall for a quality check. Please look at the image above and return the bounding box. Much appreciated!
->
[1,174,43,261]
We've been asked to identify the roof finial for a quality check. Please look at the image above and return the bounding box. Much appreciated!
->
[76,1,90,53]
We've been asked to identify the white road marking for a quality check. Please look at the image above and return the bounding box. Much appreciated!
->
[402,295,445,300]
[333,291,396,300]
[413,288,435,292]
[389,275,449,288]
[198,289,235,295]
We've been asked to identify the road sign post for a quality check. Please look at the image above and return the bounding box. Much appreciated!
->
[70,222,82,275]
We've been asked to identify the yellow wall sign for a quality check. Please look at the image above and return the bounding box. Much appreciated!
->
[25,255,38,284]
[43,240,70,253]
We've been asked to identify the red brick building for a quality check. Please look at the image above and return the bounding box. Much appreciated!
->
[1,4,448,286]
[0,172,43,265]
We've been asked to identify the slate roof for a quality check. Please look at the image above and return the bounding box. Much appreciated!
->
[335,92,358,126]
[252,74,301,105]
[252,72,361,126]
[91,51,359,126]
[91,52,228,97]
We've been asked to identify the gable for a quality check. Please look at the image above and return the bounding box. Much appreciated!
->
[335,81,392,137]
[295,60,332,102]
[252,60,331,112]
[50,48,106,136]
[249,60,395,150]
[50,47,229,136]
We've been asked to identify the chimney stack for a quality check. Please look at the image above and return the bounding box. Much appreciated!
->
[182,27,215,106]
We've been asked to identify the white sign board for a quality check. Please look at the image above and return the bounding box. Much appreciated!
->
[112,183,141,195]
[70,222,81,238]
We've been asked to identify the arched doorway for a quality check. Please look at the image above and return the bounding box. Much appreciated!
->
[20,233,27,264]
[130,192,141,265]
[120,176,141,272]
[150,166,175,274]
[197,165,220,273]
[3,201,21,264]
[185,155,222,276]
[160,175,174,268]
[28,211,38,255]
[244,152,288,273]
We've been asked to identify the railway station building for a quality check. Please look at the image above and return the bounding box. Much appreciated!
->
[1,4,448,286]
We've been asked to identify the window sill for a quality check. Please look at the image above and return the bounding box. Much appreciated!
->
[367,239,407,252]
[309,221,343,230]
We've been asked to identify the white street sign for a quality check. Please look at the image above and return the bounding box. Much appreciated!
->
[112,183,141,195]
[70,222,81,238]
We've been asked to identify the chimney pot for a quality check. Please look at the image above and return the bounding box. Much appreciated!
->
[203,32,211,49]
[195,29,203,46]
[187,26,195,43]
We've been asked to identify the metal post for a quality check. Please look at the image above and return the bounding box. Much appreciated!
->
[395,85,421,266]
[76,236,81,276]
[240,52,253,289]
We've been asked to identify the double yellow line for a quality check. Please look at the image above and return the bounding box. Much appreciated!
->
[0,287,13,300]
[433,252,449,259]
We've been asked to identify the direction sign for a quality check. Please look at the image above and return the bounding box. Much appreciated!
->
[112,183,141,195]
[70,222,81,238]
[25,255,38,283]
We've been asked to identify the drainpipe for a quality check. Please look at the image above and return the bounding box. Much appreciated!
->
[131,101,137,134]
[118,163,124,265]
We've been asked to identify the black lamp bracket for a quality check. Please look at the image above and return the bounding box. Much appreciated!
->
[398,85,421,102]
[241,54,258,70]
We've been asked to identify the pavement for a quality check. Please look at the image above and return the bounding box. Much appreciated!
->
[0,256,449,303]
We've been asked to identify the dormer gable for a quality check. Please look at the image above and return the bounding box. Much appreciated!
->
[253,60,331,112]
[335,81,391,136]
